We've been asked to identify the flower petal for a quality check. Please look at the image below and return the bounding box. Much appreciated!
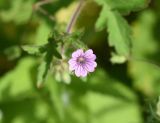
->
[68,59,77,71]
[75,65,81,77]
[86,54,96,61]
[75,65,87,77]
[84,63,95,72]
[85,49,93,55]
[86,61,97,68]
[80,66,88,77]
[72,49,84,58]
[69,64,76,71]
[68,59,76,64]
[92,61,97,67]
[84,49,96,60]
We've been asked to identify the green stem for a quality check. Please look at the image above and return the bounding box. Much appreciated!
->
[66,0,84,33]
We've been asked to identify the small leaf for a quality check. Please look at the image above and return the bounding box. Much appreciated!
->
[4,46,21,60]
[22,45,46,55]
[110,53,127,64]
[53,61,71,84]
[47,41,62,59]
[37,51,53,88]
[37,61,48,88]
[157,96,160,117]
[35,20,51,45]
[52,48,62,59]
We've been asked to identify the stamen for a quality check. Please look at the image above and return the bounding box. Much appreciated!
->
[77,56,85,64]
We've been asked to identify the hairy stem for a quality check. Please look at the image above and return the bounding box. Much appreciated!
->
[66,0,84,33]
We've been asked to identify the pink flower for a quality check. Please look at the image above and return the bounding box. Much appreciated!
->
[68,49,97,77]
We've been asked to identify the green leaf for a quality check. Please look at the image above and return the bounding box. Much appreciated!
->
[22,45,47,55]
[47,41,62,59]
[95,6,108,31]
[35,20,51,45]
[86,91,142,123]
[131,10,158,57]
[96,5,132,56]
[1,95,56,123]
[4,46,21,60]
[157,96,160,117]
[106,10,131,56]
[37,61,48,88]
[47,76,65,121]
[53,61,71,84]
[110,53,127,64]
[68,69,142,123]
[37,51,53,88]
[52,48,62,59]
[129,10,160,95]
[0,57,36,102]
[1,0,33,24]
[94,0,149,14]
[95,0,149,57]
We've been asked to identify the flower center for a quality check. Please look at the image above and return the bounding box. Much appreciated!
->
[77,56,86,64]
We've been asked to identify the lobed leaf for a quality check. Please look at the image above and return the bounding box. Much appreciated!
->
[106,9,132,56]
[22,45,47,55]
[94,0,149,14]
[96,5,132,56]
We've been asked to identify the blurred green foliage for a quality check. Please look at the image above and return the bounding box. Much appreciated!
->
[0,0,160,123]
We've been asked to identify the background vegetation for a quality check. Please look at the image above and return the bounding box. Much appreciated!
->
[0,0,160,123]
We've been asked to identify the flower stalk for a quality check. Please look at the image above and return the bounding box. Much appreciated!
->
[66,0,84,33]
